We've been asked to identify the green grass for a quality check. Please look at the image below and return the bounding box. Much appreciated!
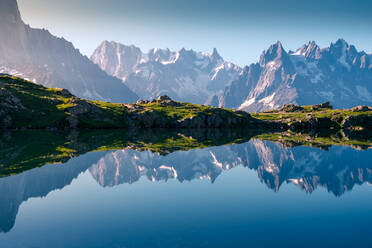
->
[255,131,371,149]
[0,75,130,129]
[1,75,370,131]
[1,76,250,129]
[252,108,371,126]
[137,101,245,121]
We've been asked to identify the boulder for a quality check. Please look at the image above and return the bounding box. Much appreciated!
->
[179,115,206,128]
[157,95,172,101]
[289,116,338,131]
[136,99,149,105]
[65,99,104,128]
[279,104,304,112]
[351,106,372,112]
[154,95,184,107]
[311,102,333,111]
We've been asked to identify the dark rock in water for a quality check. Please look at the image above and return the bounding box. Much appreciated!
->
[311,102,333,111]
[289,116,338,131]
[279,104,304,112]
[342,114,372,129]
[342,129,372,143]
[351,106,372,112]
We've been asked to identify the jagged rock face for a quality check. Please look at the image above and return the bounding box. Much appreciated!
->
[91,41,242,104]
[209,39,372,112]
[0,0,22,24]
[0,0,138,103]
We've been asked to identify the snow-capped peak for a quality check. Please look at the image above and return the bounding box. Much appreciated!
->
[91,41,242,104]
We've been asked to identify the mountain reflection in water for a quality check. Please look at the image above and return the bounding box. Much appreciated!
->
[0,129,371,243]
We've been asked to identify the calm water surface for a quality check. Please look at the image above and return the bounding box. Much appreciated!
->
[0,137,371,247]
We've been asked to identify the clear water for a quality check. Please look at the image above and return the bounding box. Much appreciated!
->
[0,139,371,247]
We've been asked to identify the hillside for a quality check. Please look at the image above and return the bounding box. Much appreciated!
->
[0,75,371,131]
[0,75,261,130]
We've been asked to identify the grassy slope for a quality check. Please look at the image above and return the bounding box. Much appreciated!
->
[2,75,370,130]
[252,105,371,127]
[1,75,128,128]
[1,76,250,129]
[2,76,70,128]
[136,101,247,121]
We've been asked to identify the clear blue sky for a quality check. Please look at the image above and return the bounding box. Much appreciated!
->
[18,0,372,66]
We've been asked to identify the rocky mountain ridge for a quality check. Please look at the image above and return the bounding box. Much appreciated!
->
[0,0,138,103]
[91,41,242,104]
[208,39,372,112]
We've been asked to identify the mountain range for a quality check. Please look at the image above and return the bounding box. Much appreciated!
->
[0,0,138,103]
[207,40,372,111]
[91,41,242,104]
[1,0,371,111]
[92,39,372,111]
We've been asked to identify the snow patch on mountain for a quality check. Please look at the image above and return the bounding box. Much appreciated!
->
[91,41,242,104]
[258,93,276,108]
[210,39,372,112]
[238,98,256,110]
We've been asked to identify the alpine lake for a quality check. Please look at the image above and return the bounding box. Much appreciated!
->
[0,129,371,248]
